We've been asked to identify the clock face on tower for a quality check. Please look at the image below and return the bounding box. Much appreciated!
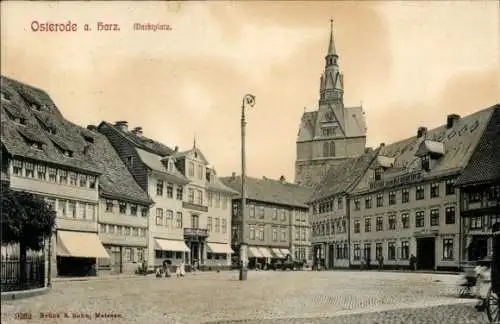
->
[324,112,334,121]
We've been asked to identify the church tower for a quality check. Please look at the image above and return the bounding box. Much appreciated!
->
[295,20,367,188]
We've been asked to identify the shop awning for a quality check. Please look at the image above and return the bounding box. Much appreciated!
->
[207,242,234,254]
[154,239,190,252]
[258,247,273,258]
[57,231,109,258]
[280,248,291,258]
[271,248,285,258]
[247,246,264,258]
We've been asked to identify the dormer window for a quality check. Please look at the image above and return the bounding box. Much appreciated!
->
[36,116,56,135]
[15,117,27,125]
[374,168,382,181]
[421,155,430,171]
[1,92,10,101]
[31,103,42,111]
[168,160,174,172]
[82,135,94,143]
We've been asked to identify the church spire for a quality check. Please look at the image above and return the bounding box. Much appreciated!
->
[327,19,336,56]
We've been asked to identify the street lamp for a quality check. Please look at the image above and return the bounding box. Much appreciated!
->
[239,93,255,281]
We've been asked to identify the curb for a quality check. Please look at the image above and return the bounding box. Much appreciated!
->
[1,287,50,301]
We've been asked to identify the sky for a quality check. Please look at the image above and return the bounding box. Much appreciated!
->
[1,1,499,181]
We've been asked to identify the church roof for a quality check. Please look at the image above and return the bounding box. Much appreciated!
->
[220,175,314,209]
[456,105,500,186]
[351,105,497,194]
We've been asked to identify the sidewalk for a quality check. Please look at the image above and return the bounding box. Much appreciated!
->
[52,273,151,283]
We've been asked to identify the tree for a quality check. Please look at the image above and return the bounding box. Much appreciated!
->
[1,187,56,287]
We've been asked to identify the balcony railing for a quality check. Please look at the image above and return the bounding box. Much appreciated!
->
[182,201,208,212]
[184,228,209,238]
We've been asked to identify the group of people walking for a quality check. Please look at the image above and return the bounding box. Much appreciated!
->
[154,260,186,278]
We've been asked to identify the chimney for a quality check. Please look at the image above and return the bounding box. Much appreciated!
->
[114,121,128,132]
[279,175,286,183]
[174,146,179,152]
[131,126,143,136]
[379,143,385,148]
[231,172,236,180]
[417,127,427,138]
[86,125,97,131]
[83,144,91,155]
[446,114,461,129]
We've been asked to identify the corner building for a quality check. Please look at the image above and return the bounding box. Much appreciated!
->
[348,107,497,271]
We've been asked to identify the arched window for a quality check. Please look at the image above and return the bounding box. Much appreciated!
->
[323,141,336,157]
[329,142,335,157]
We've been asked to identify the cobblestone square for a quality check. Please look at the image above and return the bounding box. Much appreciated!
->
[0,271,489,323]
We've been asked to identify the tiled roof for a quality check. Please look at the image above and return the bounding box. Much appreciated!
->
[207,177,240,195]
[135,147,189,184]
[351,105,497,194]
[456,105,500,186]
[99,122,173,156]
[309,148,379,202]
[220,176,314,208]
[1,75,152,205]
[1,76,101,174]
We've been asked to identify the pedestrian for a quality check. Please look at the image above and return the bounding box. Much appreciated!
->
[409,254,417,271]
[377,254,384,270]
[179,261,185,278]
[366,256,371,270]
[360,257,366,270]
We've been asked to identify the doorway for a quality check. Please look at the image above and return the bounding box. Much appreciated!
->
[328,244,334,269]
[468,237,488,261]
[416,237,436,270]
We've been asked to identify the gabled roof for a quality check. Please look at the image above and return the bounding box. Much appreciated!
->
[220,176,314,208]
[351,105,497,194]
[135,147,189,184]
[1,75,152,205]
[172,147,209,165]
[456,105,500,186]
[207,177,240,195]
[1,76,101,174]
[415,140,445,157]
[308,148,379,202]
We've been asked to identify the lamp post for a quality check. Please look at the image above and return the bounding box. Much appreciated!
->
[239,93,255,281]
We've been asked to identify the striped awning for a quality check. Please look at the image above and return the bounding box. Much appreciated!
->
[248,246,264,258]
[154,239,190,252]
[207,242,234,254]
[280,248,291,258]
[57,231,109,258]
[271,248,285,258]
[257,247,273,258]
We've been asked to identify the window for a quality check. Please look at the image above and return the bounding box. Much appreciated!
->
[430,183,440,198]
[389,191,396,205]
[354,220,360,233]
[68,201,76,218]
[375,243,383,259]
[295,228,300,240]
[376,194,384,207]
[208,192,213,207]
[207,217,213,232]
[79,203,86,219]
[108,224,115,234]
[415,211,425,227]
[127,248,134,262]
[37,165,46,180]
[25,162,34,178]
[364,243,371,260]
[100,224,106,233]
[301,228,306,240]
[374,168,382,181]
[197,165,203,180]
[280,209,286,221]
[388,215,396,230]
[322,127,335,136]
[12,160,23,176]
[124,226,131,235]
[353,244,361,260]
[364,217,372,232]
[196,190,203,205]
[141,207,148,217]
[470,215,483,230]
[421,155,430,171]
[249,225,255,240]
[155,208,163,226]
[188,189,194,203]
[338,197,343,210]
[165,210,173,227]
[130,204,137,216]
[445,179,455,195]
[430,208,440,226]
[280,228,286,241]
[166,183,174,198]
[401,213,409,229]
[388,242,396,260]
[222,195,228,209]
[191,214,199,228]
[58,199,67,217]
[45,198,56,211]
[156,180,164,196]
[323,141,335,157]
[402,188,410,204]
[443,239,454,260]
[445,206,456,224]
[249,205,255,218]
[491,215,500,228]
[222,219,227,233]
[117,226,123,235]
[488,186,500,201]
[48,167,57,182]
[376,217,383,231]
[415,185,425,200]
[365,196,372,209]
[176,212,183,228]
[59,170,68,184]
[137,249,144,262]
[89,176,97,189]
[215,218,220,232]
[176,186,183,200]
[354,198,360,211]
[272,227,278,241]
[401,241,409,260]
[87,204,96,220]
[272,208,278,220]
[188,162,195,177]
[69,172,77,185]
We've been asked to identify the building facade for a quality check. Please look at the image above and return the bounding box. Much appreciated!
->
[98,122,237,269]
[456,105,500,262]
[1,76,109,277]
[348,108,497,271]
[309,149,378,269]
[295,21,367,188]
[221,174,313,268]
